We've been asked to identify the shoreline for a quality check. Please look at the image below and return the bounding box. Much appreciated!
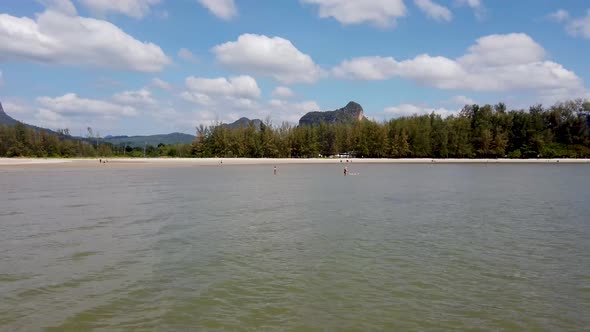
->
[1,157,590,168]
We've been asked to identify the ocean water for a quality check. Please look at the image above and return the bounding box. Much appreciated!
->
[1,163,589,331]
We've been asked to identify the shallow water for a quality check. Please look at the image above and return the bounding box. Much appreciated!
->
[1,164,589,331]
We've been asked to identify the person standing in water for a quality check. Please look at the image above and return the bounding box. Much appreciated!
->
[344,166,348,176]
[274,165,277,175]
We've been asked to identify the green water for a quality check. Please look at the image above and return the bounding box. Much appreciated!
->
[1,164,589,331]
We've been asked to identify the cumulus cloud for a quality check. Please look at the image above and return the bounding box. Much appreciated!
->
[37,93,138,117]
[197,0,237,20]
[414,0,452,22]
[151,78,172,90]
[79,0,162,18]
[332,33,583,94]
[35,108,72,129]
[1,100,35,115]
[449,95,476,106]
[113,89,157,107]
[566,10,590,39]
[267,99,321,123]
[177,73,319,125]
[178,48,198,63]
[547,9,569,22]
[384,103,456,118]
[213,34,322,84]
[0,10,170,72]
[38,0,78,15]
[184,75,261,100]
[455,0,485,19]
[272,86,295,98]
[301,0,407,27]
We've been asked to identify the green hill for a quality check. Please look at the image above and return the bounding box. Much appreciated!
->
[103,133,195,147]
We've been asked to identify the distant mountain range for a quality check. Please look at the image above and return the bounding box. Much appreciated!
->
[103,133,195,147]
[299,101,366,126]
[222,117,263,130]
[1,100,367,147]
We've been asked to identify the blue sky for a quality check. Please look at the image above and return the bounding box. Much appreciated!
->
[1,0,590,136]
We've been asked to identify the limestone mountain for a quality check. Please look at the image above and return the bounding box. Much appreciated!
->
[299,101,366,126]
[223,117,263,130]
[0,102,19,127]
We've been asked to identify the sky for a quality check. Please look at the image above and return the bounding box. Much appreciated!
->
[1,0,590,136]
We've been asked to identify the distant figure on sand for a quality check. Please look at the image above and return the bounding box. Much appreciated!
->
[344,166,348,176]
[274,165,277,175]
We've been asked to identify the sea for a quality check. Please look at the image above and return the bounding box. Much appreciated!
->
[1,163,589,331]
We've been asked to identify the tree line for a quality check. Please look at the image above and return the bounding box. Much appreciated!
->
[0,123,192,158]
[193,99,590,158]
[1,99,589,158]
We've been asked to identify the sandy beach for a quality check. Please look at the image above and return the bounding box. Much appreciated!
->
[1,157,589,169]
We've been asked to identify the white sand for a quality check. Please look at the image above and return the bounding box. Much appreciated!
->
[1,157,589,167]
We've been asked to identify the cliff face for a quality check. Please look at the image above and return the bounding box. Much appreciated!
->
[223,117,263,130]
[299,101,365,126]
[0,102,20,126]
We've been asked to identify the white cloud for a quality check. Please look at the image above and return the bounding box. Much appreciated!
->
[0,10,170,72]
[1,100,35,115]
[267,99,321,123]
[450,95,476,106]
[151,78,172,90]
[113,89,157,107]
[457,33,545,67]
[213,34,322,84]
[272,86,295,98]
[384,103,456,118]
[37,93,138,117]
[566,10,590,39]
[180,92,213,106]
[178,48,198,63]
[178,74,318,125]
[547,9,569,22]
[35,108,72,129]
[333,54,466,83]
[152,107,220,132]
[333,56,400,80]
[79,0,162,18]
[185,75,261,100]
[38,0,78,15]
[414,0,452,22]
[301,0,407,27]
[332,33,583,94]
[197,0,237,20]
[455,0,485,19]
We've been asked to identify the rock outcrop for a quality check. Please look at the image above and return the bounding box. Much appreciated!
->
[299,101,365,126]
[223,117,263,130]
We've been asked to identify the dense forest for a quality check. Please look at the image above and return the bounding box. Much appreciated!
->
[0,123,192,158]
[194,100,590,158]
[1,99,589,158]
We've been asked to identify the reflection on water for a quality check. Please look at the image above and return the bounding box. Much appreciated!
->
[1,164,589,331]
